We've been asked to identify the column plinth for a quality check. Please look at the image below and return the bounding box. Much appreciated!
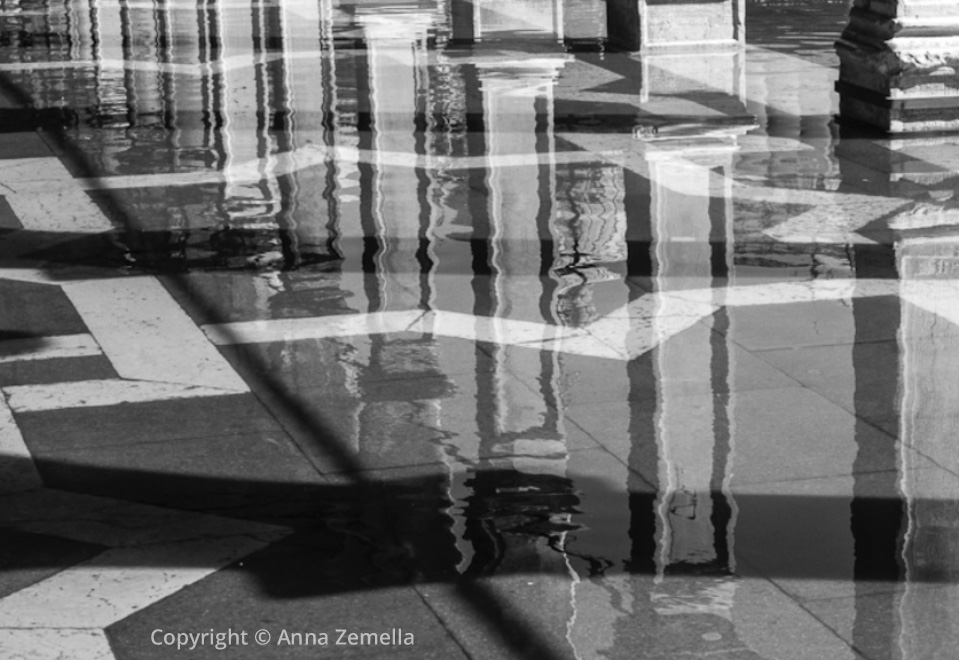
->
[837,0,959,132]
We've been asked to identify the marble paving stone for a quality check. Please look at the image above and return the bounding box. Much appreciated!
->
[107,544,468,660]
[0,528,106,598]
[0,355,117,387]
[63,277,249,392]
[3,2,959,659]
[0,629,114,660]
[0,534,283,629]
[4,380,253,412]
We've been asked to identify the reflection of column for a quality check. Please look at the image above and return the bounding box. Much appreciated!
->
[125,2,163,123]
[649,156,722,573]
[607,0,744,52]
[357,11,433,311]
[278,0,331,265]
[635,142,740,651]
[898,239,959,658]
[91,0,128,123]
[219,0,270,221]
[553,163,628,326]
[475,0,563,41]
[475,57,568,449]
[161,0,206,164]
[68,0,95,63]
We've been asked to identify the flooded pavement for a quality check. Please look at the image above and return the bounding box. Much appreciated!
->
[3,0,959,658]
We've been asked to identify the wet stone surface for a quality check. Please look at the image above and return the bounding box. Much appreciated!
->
[2,0,959,659]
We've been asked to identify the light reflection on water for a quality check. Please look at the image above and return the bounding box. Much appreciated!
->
[3,0,959,657]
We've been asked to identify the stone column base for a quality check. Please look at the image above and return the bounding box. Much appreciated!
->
[836,3,959,133]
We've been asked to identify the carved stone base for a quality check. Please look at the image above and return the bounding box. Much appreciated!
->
[836,2,959,132]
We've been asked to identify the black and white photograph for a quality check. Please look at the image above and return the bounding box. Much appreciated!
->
[1,0,958,658]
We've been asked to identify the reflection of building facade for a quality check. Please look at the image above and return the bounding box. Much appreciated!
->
[11,1,959,657]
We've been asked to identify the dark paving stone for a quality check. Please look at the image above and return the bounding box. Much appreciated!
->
[33,429,326,515]
[0,196,20,230]
[719,297,906,351]
[0,527,107,598]
[0,131,53,159]
[755,340,902,437]
[0,355,117,387]
[16,394,287,452]
[0,280,88,336]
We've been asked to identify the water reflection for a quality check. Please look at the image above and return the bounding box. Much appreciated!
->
[4,0,959,658]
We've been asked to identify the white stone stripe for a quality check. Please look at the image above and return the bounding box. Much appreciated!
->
[0,159,76,183]
[3,380,242,412]
[761,200,913,245]
[0,159,113,235]
[62,278,248,392]
[6,185,113,235]
[0,334,101,364]
[0,393,42,493]
[0,629,113,660]
[200,278,924,361]
[0,534,280,629]
[5,146,618,197]
[203,308,706,362]
[203,310,426,345]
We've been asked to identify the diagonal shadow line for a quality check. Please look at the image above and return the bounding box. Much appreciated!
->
[3,451,933,588]
[0,68,593,659]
